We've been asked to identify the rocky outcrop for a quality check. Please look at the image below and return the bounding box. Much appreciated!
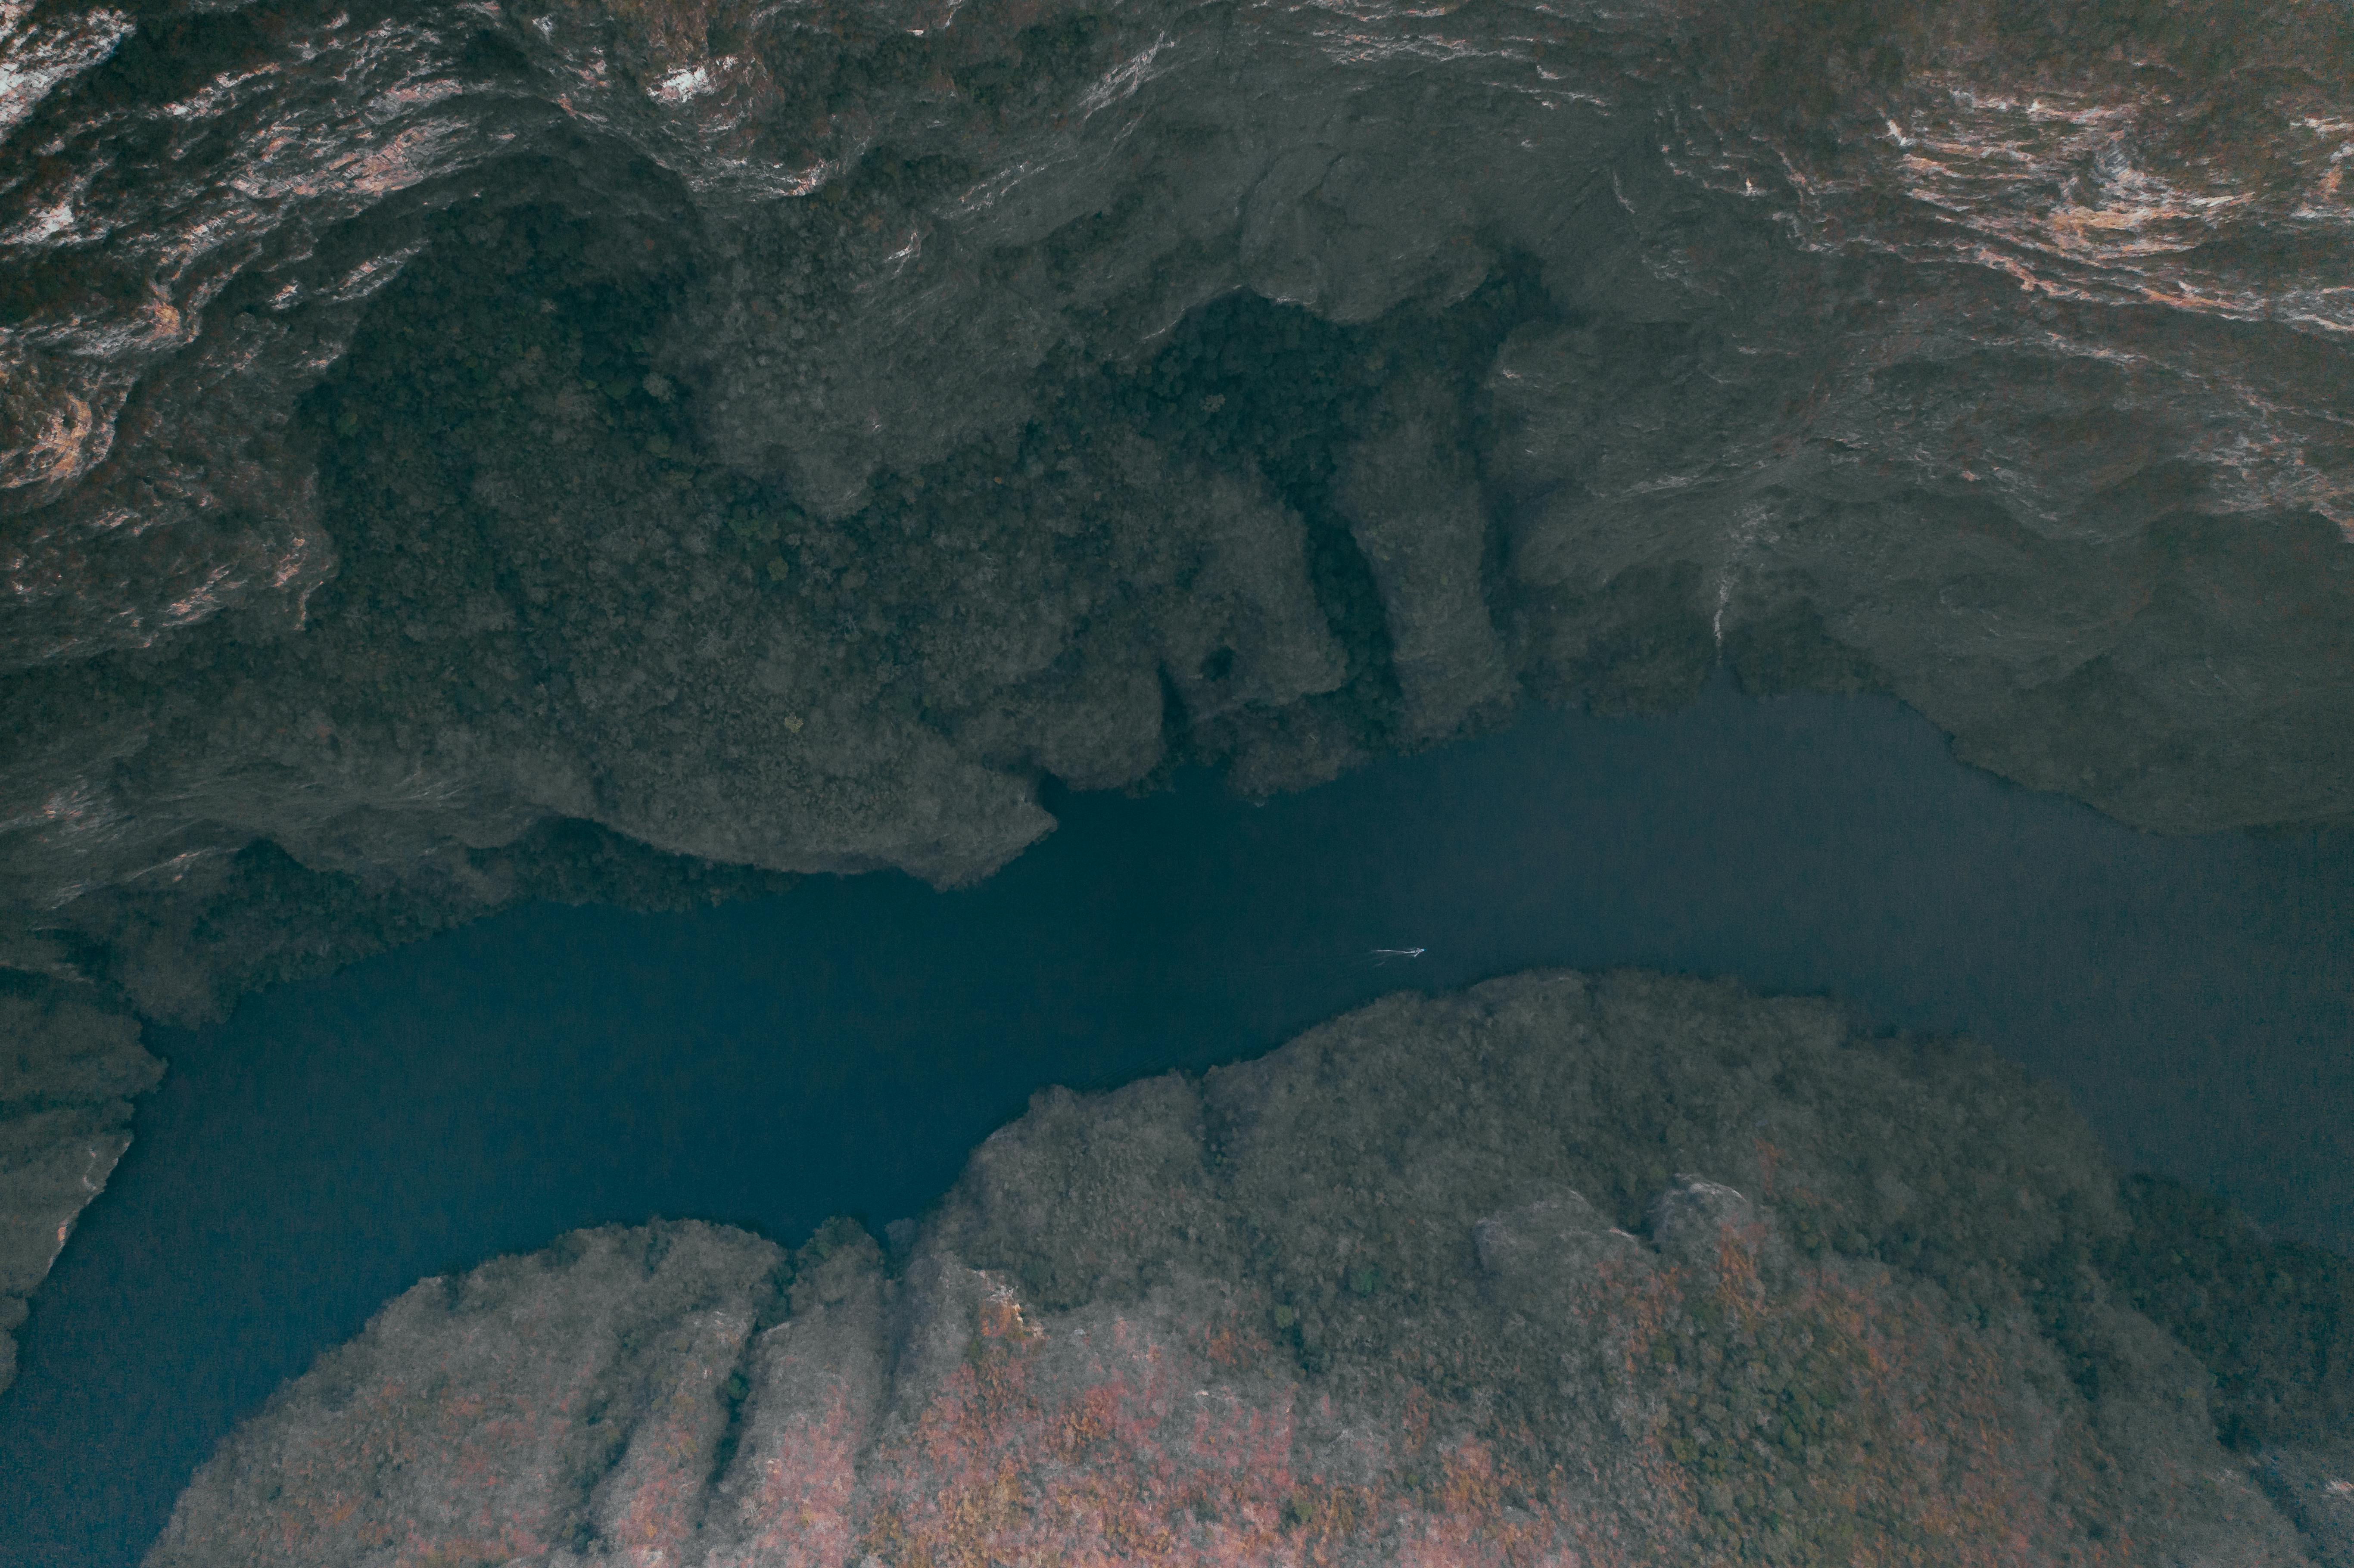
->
[2258,1442,2354,1568]
[0,990,162,1398]
[4,0,2354,1023]
[144,971,2349,1566]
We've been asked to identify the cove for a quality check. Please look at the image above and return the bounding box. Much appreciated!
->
[3,674,2351,1568]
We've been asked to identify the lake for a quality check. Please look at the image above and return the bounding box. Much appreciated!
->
[3,675,2350,1568]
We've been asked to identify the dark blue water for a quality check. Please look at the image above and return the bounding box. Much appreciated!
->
[5,676,2352,1568]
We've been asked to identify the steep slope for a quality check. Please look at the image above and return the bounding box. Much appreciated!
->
[145,971,2349,1566]
[4,0,2352,1021]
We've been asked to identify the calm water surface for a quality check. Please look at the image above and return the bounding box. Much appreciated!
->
[5,677,2352,1567]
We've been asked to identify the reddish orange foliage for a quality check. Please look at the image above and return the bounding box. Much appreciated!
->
[851,1275,1664,1567]
[207,1235,2147,1568]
